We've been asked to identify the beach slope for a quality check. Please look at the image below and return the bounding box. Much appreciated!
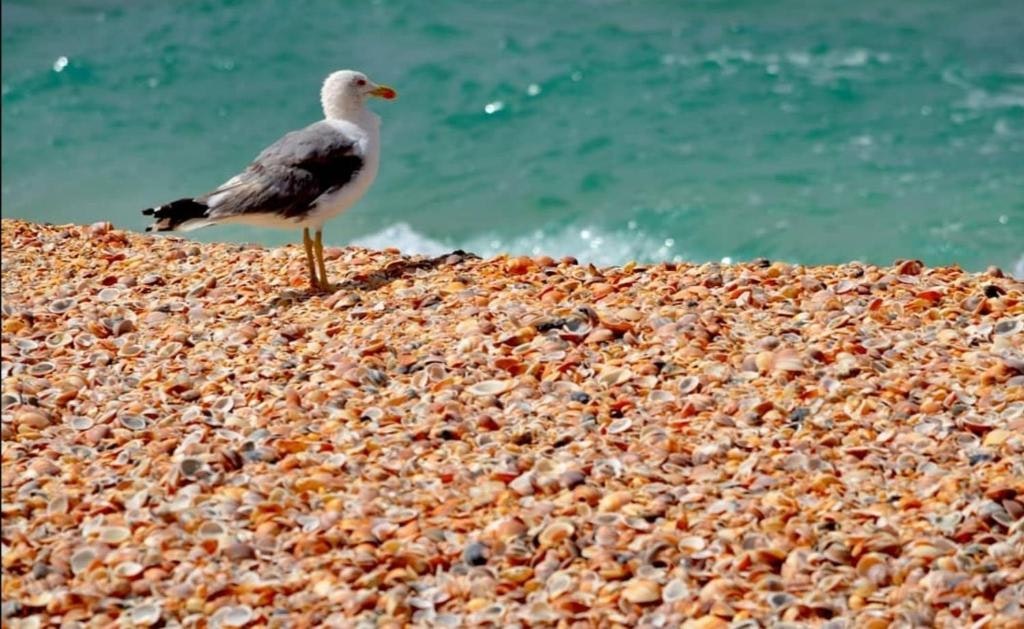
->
[2,219,1022,626]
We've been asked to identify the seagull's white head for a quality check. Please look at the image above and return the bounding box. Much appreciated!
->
[321,69,397,119]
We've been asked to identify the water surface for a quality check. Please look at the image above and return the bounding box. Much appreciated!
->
[3,0,1022,273]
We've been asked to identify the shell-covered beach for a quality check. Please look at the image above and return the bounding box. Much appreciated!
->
[2,219,1022,627]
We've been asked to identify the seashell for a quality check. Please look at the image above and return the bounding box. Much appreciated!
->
[216,605,254,628]
[298,514,321,533]
[678,536,707,553]
[507,473,534,497]
[538,520,575,547]
[597,313,634,334]
[597,366,633,387]
[546,571,572,597]
[157,342,182,358]
[462,542,488,566]
[855,552,889,579]
[558,469,586,489]
[663,579,688,602]
[835,279,857,294]
[492,517,527,541]
[119,415,147,431]
[197,521,225,539]
[768,592,795,608]
[119,344,143,358]
[16,338,39,352]
[500,566,533,584]
[648,389,674,403]
[103,317,136,336]
[678,376,701,394]
[624,516,652,531]
[28,362,55,376]
[73,332,96,349]
[468,379,512,396]
[983,429,1011,447]
[607,418,632,434]
[223,542,256,561]
[993,318,1020,336]
[771,348,804,372]
[180,458,204,477]
[97,287,121,302]
[47,496,69,514]
[597,488,632,512]
[679,618,729,626]
[45,331,72,348]
[20,591,53,608]
[426,362,447,381]
[558,317,592,341]
[99,525,131,544]
[129,603,162,627]
[622,578,661,604]
[114,561,144,578]
[49,297,76,314]
[212,396,234,414]
[70,416,94,430]
[360,406,384,422]
[70,548,96,575]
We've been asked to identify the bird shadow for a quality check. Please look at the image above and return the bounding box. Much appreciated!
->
[260,249,480,313]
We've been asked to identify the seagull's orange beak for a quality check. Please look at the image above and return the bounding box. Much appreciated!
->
[370,85,397,100]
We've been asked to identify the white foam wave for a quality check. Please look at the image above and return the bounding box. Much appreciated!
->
[348,222,685,266]
[350,223,1024,276]
[349,222,451,257]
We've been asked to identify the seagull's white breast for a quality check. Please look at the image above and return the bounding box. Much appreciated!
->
[300,115,381,230]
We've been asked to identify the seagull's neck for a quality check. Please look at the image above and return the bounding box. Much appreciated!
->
[324,102,378,130]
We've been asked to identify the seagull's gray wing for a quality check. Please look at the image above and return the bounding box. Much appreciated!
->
[201,120,364,221]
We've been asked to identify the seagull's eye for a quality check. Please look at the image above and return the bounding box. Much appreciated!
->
[356,79,367,86]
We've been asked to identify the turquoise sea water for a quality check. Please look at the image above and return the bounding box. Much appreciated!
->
[3,0,1023,274]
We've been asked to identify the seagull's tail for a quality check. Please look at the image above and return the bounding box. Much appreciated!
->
[142,198,213,232]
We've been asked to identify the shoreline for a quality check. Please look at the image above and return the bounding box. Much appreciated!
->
[2,218,1022,626]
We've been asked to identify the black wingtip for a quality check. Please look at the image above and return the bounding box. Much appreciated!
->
[145,226,153,232]
[142,207,155,216]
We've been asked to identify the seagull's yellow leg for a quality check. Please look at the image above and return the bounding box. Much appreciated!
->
[302,228,319,291]
[314,229,331,292]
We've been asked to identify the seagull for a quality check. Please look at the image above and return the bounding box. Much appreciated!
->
[142,69,396,291]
